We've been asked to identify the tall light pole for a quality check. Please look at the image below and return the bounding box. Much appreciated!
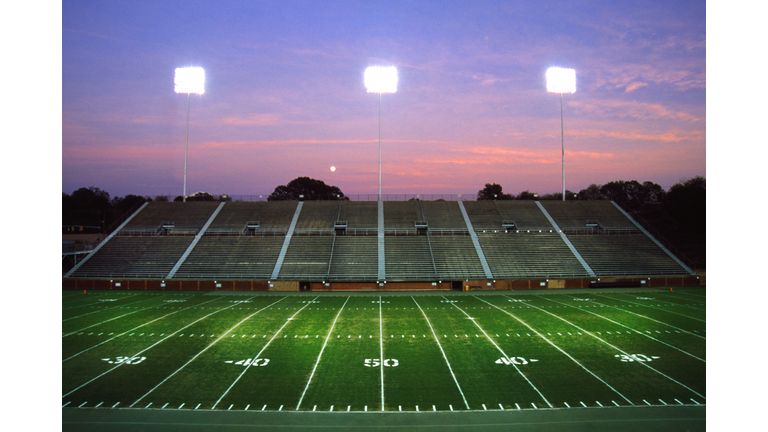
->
[546,67,576,201]
[364,66,397,201]
[174,67,205,202]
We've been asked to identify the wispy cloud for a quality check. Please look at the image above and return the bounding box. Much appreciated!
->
[222,113,281,126]
[570,100,702,122]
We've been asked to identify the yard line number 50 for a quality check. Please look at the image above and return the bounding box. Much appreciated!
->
[364,359,399,367]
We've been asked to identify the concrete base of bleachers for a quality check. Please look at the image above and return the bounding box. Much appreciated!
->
[62,275,703,292]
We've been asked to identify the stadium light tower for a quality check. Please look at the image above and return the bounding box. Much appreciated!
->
[364,66,398,201]
[174,67,205,202]
[546,67,576,201]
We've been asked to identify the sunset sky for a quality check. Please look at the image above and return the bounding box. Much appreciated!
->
[61,0,706,199]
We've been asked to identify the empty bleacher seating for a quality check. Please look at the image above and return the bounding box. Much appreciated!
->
[477,232,588,278]
[66,200,692,282]
[569,234,688,276]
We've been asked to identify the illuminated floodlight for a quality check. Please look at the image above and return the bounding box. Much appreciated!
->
[364,66,398,201]
[175,67,205,94]
[546,67,576,201]
[175,67,205,202]
[365,66,398,94]
[546,67,576,94]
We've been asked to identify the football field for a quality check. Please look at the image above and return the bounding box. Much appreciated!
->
[62,288,705,417]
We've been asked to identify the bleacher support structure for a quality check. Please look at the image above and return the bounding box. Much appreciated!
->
[64,200,701,291]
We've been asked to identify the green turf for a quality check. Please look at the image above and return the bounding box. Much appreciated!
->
[62,288,706,411]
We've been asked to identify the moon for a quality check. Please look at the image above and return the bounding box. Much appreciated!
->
[330,166,336,172]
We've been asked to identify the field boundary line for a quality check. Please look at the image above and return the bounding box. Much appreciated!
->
[63,295,245,398]
[412,296,470,410]
[474,296,633,405]
[296,296,351,410]
[130,296,289,408]
[444,296,553,408]
[551,295,706,359]
[212,296,320,409]
[593,293,706,323]
[504,295,705,400]
[62,296,224,362]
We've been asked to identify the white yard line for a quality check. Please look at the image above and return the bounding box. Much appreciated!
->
[296,296,351,410]
[212,296,319,409]
[583,295,705,340]
[593,293,705,323]
[62,295,253,399]
[543,295,706,361]
[63,296,224,362]
[63,301,171,337]
[474,296,633,405]
[129,296,288,408]
[412,296,470,410]
[444,296,552,408]
[503,294,705,401]
[62,294,153,323]
[379,296,385,412]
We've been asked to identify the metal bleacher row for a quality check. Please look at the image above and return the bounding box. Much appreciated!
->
[66,200,694,281]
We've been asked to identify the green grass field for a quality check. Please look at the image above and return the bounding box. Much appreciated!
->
[62,288,705,413]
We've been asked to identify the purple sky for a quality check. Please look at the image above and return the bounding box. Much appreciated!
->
[61,0,706,199]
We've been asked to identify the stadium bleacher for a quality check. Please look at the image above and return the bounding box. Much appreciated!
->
[65,200,695,285]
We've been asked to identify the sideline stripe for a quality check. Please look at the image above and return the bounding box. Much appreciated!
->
[130,296,288,407]
[475,295,632,405]
[212,297,319,409]
[296,296,351,410]
[412,296,470,410]
[446,296,552,408]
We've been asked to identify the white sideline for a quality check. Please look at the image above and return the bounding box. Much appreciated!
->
[130,296,288,407]
[212,296,319,409]
[474,295,632,405]
[296,296,351,410]
[444,296,553,408]
[411,296,469,410]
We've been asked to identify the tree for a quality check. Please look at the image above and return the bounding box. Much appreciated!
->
[577,184,605,200]
[665,176,705,233]
[600,180,664,210]
[268,177,346,201]
[516,190,537,200]
[110,194,149,218]
[477,183,512,200]
[63,187,111,227]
